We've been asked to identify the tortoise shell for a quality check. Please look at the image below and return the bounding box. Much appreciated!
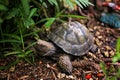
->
[47,21,94,56]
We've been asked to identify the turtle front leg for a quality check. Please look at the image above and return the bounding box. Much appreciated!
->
[58,54,73,74]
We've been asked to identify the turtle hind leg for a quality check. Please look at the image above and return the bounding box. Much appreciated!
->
[58,54,73,74]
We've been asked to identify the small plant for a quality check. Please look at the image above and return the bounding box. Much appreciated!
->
[0,0,39,68]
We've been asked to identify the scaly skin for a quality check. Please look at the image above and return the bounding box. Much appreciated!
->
[58,54,73,74]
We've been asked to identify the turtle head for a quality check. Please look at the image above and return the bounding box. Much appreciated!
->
[35,39,56,56]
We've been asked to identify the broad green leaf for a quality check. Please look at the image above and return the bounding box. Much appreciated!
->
[112,52,120,62]
[39,0,47,8]
[28,8,37,19]
[44,18,56,29]
[6,8,19,19]
[0,18,3,23]
[0,4,7,11]
[116,38,120,52]
[21,0,30,16]
[112,38,120,62]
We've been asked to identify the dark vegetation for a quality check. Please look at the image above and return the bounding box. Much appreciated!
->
[0,0,120,79]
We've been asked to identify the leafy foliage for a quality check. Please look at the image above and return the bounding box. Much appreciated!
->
[112,38,120,62]
[0,0,92,69]
[100,38,120,79]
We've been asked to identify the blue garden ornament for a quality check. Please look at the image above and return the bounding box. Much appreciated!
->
[100,13,120,28]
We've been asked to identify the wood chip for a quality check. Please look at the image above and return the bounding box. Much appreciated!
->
[57,73,66,78]
[105,46,111,50]
[97,36,103,39]
[95,39,102,46]
[88,52,97,59]
[9,66,15,72]
[104,51,109,57]
[66,75,76,79]
[95,31,100,36]
[20,75,29,79]
[109,50,115,57]
[89,78,93,80]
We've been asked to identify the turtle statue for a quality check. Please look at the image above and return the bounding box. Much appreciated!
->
[35,21,97,74]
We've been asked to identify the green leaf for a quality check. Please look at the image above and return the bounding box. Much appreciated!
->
[100,62,108,78]
[24,57,32,64]
[112,52,120,62]
[21,0,30,16]
[75,0,83,8]
[0,18,3,23]
[80,0,89,7]
[3,34,21,40]
[0,4,7,11]
[116,38,120,52]
[112,38,120,62]
[17,54,25,58]
[75,0,94,8]
[28,8,37,19]
[0,40,21,43]
[44,18,56,29]
[39,0,47,8]
[6,8,19,19]
[60,14,87,19]
[24,50,33,55]
[23,28,43,37]
[24,42,37,50]
[23,18,35,28]
[4,52,22,57]
[48,0,58,6]
[17,50,32,58]
[65,0,74,10]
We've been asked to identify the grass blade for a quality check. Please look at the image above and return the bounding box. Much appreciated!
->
[0,40,21,43]
[2,34,21,40]
[44,18,56,29]
[60,14,87,19]
[28,8,37,19]
[4,52,22,57]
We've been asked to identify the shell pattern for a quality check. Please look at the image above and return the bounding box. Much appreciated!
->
[48,21,94,56]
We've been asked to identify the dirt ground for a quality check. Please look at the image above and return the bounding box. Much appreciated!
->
[0,20,120,80]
